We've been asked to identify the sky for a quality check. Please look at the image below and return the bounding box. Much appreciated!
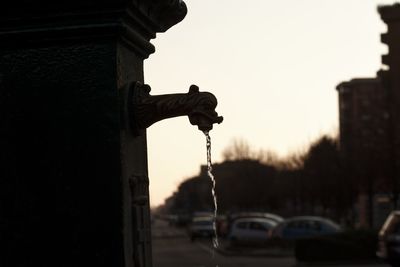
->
[144,0,398,207]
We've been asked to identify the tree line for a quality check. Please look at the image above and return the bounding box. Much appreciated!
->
[164,135,356,225]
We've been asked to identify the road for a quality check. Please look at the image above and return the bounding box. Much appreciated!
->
[151,219,390,267]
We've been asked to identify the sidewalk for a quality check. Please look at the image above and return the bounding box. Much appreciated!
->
[295,260,387,267]
[216,240,386,267]
[216,239,294,257]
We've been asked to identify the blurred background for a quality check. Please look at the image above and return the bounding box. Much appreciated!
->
[146,0,395,208]
[146,1,400,266]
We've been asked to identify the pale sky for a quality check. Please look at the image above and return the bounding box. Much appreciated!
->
[144,0,398,207]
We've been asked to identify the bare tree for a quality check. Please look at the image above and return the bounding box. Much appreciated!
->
[222,138,255,161]
[280,151,306,170]
[257,149,280,166]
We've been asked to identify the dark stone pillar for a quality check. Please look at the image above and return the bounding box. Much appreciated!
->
[0,1,186,266]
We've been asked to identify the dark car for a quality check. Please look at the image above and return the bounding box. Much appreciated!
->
[377,211,400,267]
[188,216,215,241]
[269,216,341,240]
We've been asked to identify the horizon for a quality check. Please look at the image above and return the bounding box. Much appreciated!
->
[145,0,398,207]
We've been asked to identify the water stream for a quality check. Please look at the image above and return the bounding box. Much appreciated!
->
[204,131,219,249]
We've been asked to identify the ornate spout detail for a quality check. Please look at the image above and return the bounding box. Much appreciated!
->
[127,82,223,135]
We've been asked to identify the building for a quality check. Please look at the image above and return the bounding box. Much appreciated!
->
[379,3,400,207]
[336,3,400,228]
[336,78,392,228]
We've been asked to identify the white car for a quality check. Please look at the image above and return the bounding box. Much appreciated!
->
[228,217,277,245]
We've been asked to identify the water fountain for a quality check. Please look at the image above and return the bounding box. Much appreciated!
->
[124,80,223,250]
[124,82,222,134]
[0,0,221,266]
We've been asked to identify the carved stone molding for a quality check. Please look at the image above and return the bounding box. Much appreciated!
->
[132,0,187,32]
[129,175,150,206]
[0,0,187,58]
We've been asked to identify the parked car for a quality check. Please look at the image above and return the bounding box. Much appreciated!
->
[228,217,278,245]
[377,211,400,267]
[229,212,284,223]
[192,211,214,218]
[188,216,215,241]
[269,216,341,240]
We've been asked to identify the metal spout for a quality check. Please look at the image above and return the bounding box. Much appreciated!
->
[127,82,223,135]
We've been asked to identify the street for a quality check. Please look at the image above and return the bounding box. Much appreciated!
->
[152,219,390,267]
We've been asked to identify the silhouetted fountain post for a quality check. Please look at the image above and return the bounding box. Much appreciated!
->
[0,1,187,266]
